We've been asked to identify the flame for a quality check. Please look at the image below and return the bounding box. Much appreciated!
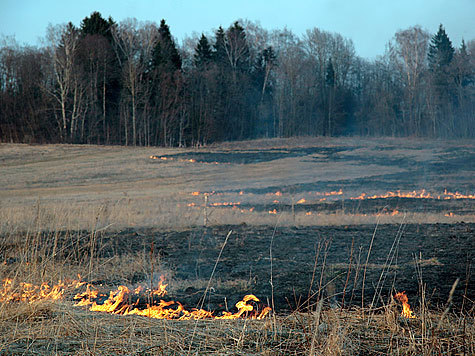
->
[296,198,306,204]
[268,209,277,214]
[0,278,85,304]
[191,191,200,196]
[445,212,454,217]
[350,189,474,200]
[74,281,270,320]
[306,211,312,216]
[1,278,271,321]
[150,156,221,165]
[315,189,343,196]
[275,191,282,196]
[394,292,415,318]
[210,202,241,207]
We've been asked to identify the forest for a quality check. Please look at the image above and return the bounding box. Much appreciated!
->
[0,12,473,146]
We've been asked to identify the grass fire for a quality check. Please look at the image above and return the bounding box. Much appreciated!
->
[0,137,473,355]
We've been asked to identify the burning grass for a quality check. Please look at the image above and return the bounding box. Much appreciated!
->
[0,288,473,355]
[0,138,474,354]
[1,221,473,355]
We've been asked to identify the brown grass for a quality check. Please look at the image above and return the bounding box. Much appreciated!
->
[0,138,473,354]
[1,295,473,355]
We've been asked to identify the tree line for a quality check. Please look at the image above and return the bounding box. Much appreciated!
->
[0,12,473,146]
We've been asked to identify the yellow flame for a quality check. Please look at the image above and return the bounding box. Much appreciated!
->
[394,292,415,318]
[1,277,271,321]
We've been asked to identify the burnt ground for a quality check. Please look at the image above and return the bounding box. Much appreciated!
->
[78,221,474,315]
[1,139,474,317]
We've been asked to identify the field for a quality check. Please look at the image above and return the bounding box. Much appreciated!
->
[0,137,474,355]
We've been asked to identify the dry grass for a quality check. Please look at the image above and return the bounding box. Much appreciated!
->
[1,138,473,232]
[0,296,473,355]
[0,138,473,354]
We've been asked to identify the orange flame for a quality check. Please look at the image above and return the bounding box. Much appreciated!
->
[350,189,474,201]
[315,189,343,196]
[74,281,270,320]
[394,292,415,318]
[296,198,306,204]
[0,278,85,304]
[1,278,271,321]
[268,209,277,214]
[210,202,241,207]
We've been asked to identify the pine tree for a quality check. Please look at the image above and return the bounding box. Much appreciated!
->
[428,24,454,72]
[213,26,227,65]
[194,34,213,69]
[151,19,182,72]
[80,11,115,42]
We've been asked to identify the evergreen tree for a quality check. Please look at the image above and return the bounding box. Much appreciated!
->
[151,19,182,72]
[80,11,115,42]
[213,26,227,66]
[193,34,213,69]
[428,24,455,71]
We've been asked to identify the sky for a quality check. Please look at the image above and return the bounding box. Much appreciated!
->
[1,0,474,59]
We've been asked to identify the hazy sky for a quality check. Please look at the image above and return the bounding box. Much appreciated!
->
[1,0,473,59]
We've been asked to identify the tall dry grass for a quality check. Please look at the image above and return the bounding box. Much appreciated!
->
[0,207,473,355]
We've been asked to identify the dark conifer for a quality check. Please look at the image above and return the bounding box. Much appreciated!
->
[428,24,455,71]
[151,19,182,72]
[213,26,227,65]
[194,34,213,69]
[80,11,115,42]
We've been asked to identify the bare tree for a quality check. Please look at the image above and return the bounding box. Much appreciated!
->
[389,26,429,135]
[45,23,86,142]
[113,19,157,145]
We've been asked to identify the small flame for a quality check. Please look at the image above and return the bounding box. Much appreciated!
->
[350,189,474,201]
[394,292,415,318]
[306,211,312,216]
[296,198,306,204]
[210,202,241,207]
[268,209,277,214]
